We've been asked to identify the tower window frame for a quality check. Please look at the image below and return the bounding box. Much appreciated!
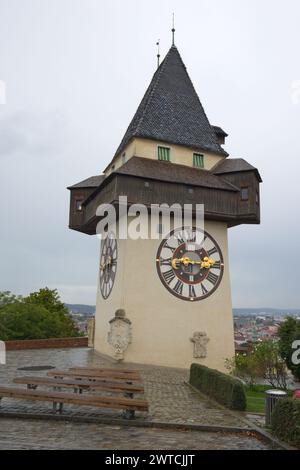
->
[75,198,84,212]
[157,146,171,162]
[241,187,249,201]
[193,153,204,168]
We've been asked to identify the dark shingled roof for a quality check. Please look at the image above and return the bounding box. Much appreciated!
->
[114,157,238,192]
[213,158,262,182]
[67,175,105,189]
[212,126,228,137]
[114,46,228,159]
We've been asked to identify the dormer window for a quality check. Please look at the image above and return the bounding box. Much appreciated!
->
[241,187,249,201]
[158,146,170,162]
[75,199,84,211]
[193,153,204,168]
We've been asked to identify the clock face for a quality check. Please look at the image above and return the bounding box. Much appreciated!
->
[99,234,118,300]
[156,227,224,302]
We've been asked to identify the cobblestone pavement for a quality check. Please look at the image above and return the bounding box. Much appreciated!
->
[0,418,271,450]
[0,348,274,449]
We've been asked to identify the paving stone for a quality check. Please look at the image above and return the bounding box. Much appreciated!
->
[0,348,273,450]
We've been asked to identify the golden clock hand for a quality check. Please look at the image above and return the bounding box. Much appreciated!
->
[171,256,221,270]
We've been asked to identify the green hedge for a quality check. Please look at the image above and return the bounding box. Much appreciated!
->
[189,363,247,411]
[271,398,300,448]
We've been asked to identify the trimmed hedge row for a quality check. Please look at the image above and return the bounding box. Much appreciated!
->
[271,398,300,448]
[189,363,247,411]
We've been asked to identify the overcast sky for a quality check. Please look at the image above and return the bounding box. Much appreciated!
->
[0,0,300,308]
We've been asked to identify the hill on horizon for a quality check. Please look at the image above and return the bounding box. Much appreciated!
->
[65,304,300,317]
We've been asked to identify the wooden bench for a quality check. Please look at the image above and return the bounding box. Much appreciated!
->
[13,376,145,395]
[0,385,148,419]
[47,369,141,382]
[69,367,140,375]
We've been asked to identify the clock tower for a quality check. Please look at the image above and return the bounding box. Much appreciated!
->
[68,43,262,371]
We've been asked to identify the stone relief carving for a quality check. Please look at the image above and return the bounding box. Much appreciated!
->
[107,309,132,361]
[190,332,209,358]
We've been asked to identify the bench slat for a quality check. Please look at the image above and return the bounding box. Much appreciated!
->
[13,376,144,393]
[69,368,141,380]
[47,370,140,381]
[0,386,148,411]
[69,367,139,375]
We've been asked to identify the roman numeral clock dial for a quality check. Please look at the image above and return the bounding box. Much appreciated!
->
[99,234,118,300]
[156,228,224,301]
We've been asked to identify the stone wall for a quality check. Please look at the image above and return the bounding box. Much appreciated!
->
[4,337,88,351]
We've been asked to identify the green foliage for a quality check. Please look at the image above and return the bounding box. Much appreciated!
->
[278,316,300,381]
[23,288,67,314]
[226,341,288,389]
[189,363,247,411]
[271,398,300,448]
[0,288,82,341]
[225,353,258,387]
[0,291,22,307]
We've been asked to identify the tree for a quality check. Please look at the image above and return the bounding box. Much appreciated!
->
[0,302,82,340]
[0,291,22,307]
[226,340,288,389]
[0,288,82,340]
[225,353,258,388]
[278,316,300,381]
[253,341,287,390]
[23,288,67,314]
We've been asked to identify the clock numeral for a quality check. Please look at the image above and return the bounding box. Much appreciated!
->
[174,234,185,245]
[201,283,209,295]
[160,257,172,266]
[189,285,196,298]
[206,272,219,286]
[164,243,176,253]
[213,261,221,270]
[173,280,183,295]
[186,230,196,243]
[163,269,175,285]
[207,247,218,256]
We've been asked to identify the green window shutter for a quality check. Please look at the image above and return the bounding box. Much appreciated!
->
[193,153,204,168]
[158,146,170,162]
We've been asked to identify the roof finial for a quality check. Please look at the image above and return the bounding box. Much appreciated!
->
[172,12,175,46]
[156,39,160,68]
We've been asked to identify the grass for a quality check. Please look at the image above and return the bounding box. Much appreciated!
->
[245,385,269,413]
[245,384,293,414]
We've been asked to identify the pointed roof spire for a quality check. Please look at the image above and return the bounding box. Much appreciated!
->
[172,13,175,46]
[113,46,228,159]
[156,40,160,69]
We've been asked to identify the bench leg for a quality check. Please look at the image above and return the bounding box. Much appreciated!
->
[27,384,37,390]
[123,391,135,419]
[123,409,135,420]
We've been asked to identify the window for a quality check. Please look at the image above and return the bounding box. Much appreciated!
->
[158,146,170,162]
[193,153,204,168]
[241,187,249,201]
[188,188,194,194]
[75,199,84,211]
[144,181,150,188]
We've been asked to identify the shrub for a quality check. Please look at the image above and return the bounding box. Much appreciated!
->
[226,340,288,390]
[271,398,300,448]
[278,317,300,381]
[189,363,247,411]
